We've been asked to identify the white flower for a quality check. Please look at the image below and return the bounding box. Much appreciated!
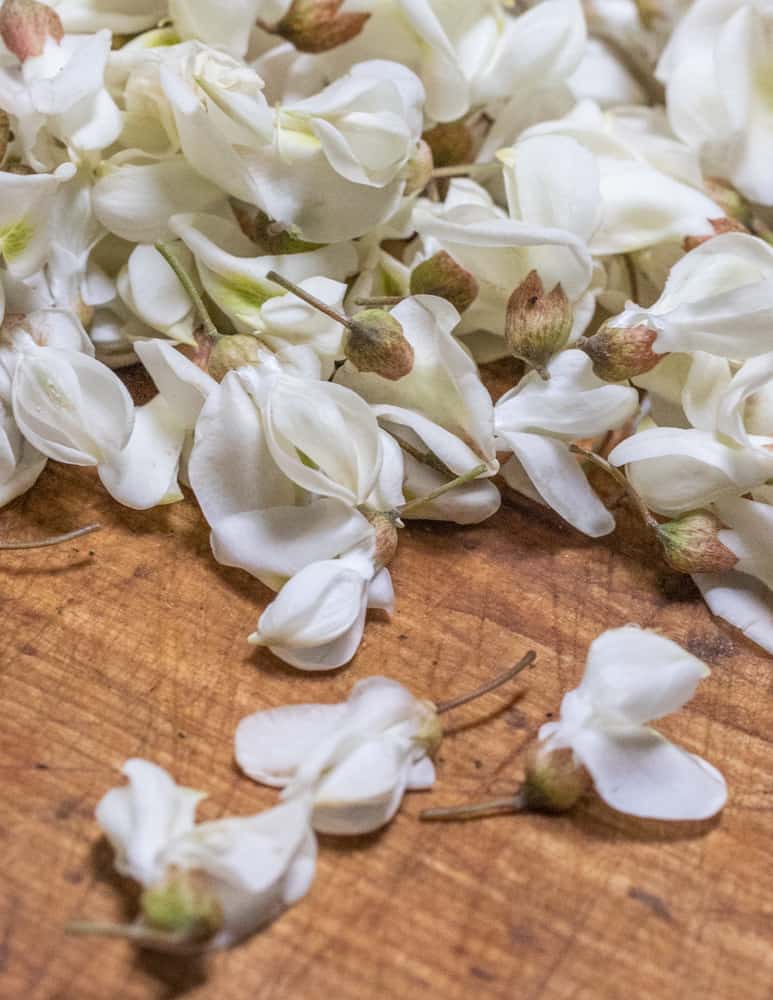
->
[0,163,75,278]
[169,0,265,59]
[538,627,727,820]
[235,677,438,834]
[50,0,166,33]
[657,0,773,203]
[608,234,773,361]
[95,758,316,952]
[495,350,639,536]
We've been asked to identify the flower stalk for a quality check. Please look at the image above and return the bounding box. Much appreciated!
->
[154,242,221,343]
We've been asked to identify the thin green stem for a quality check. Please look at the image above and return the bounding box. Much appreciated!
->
[430,162,498,179]
[154,242,220,342]
[0,524,101,550]
[571,445,658,529]
[266,270,352,328]
[435,650,536,714]
[421,791,527,822]
[397,463,487,515]
[353,296,404,308]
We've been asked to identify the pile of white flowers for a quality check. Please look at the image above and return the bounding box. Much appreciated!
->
[0,0,767,957]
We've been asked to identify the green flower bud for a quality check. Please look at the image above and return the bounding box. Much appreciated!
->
[522,744,588,813]
[267,0,370,53]
[231,203,322,255]
[208,334,263,382]
[656,510,738,575]
[410,251,478,314]
[581,321,663,382]
[505,270,572,377]
[141,868,222,944]
[0,0,63,62]
[344,309,414,381]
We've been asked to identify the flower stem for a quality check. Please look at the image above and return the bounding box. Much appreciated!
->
[266,270,352,329]
[570,445,658,529]
[353,296,404,308]
[397,463,487,515]
[421,791,527,822]
[435,650,536,714]
[154,242,220,343]
[430,162,497,179]
[0,524,101,550]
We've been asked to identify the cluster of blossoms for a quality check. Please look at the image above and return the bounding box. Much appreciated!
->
[0,0,765,957]
[71,629,726,951]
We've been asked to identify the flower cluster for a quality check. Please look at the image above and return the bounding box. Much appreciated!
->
[0,0,766,961]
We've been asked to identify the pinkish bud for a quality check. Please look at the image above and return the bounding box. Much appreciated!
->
[344,309,414,381]
[581,321,664,382]
[0,0,63,62]
[410,251,478,314]
[505,270,572,377]
[683,216,749,252]
[656,510,738,575]
[264,0,370,53]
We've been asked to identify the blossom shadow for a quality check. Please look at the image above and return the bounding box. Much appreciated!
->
[571,797,722,843]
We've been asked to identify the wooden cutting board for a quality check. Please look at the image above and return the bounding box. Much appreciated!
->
[1,365,772,1000]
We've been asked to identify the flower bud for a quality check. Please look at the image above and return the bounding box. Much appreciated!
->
[403,140,434,196]
[581,321,664,382]
[231,203,321,255]
[267,0,370,53]
[366,510,399,569]
[0,110,9,164]
[656,510,738,575]
[415,700,443,756]
[522,744,588,813]
[0,0,63,62]
[422,121,474,170]
[683,216,748,252]
[505,270,572,376]
[410,251,478,314]
[344,309,414,381]
[207,334,262,382]
[141,868,222,944]
[703,177,752,225]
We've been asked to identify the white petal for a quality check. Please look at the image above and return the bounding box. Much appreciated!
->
[694,569,773,655]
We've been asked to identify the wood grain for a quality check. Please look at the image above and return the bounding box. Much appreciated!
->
[1,366,772,1000]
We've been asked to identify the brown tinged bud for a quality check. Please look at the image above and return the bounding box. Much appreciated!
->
[207,334,263,381]
[141,868,222,944]
[581,321,664,382]
[656,509,738,575]
[522,744,589,813]
[231,203,321,255]
[410,251,478,314]
[505,270,572,377]
[366,510,399,570]
[0,0,63,62]
[344,309,414,381]
[422,120,474,170]
[683,216,749,252]
[265,0,370,53]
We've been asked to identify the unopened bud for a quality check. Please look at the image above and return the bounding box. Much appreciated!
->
[231,203,320,255]
[415,700,443,756]
[0,110,9,163]
[344,309,414,381]
[410,251,478,314]
[0,0,63,62]
[703,177,752,226]
[422,120,474,170]
[581,321,664,382]
[656,510,738,575]
[367,510,399,569]
[683,216,748,252]
[141,868,222,943]
[505,270,572,377]
[208,334,263,381]
[522,744,588,813]
[267,0,370,53]
[403,140,433,196]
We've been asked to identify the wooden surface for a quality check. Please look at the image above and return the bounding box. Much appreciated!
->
[2,368,773,1000]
